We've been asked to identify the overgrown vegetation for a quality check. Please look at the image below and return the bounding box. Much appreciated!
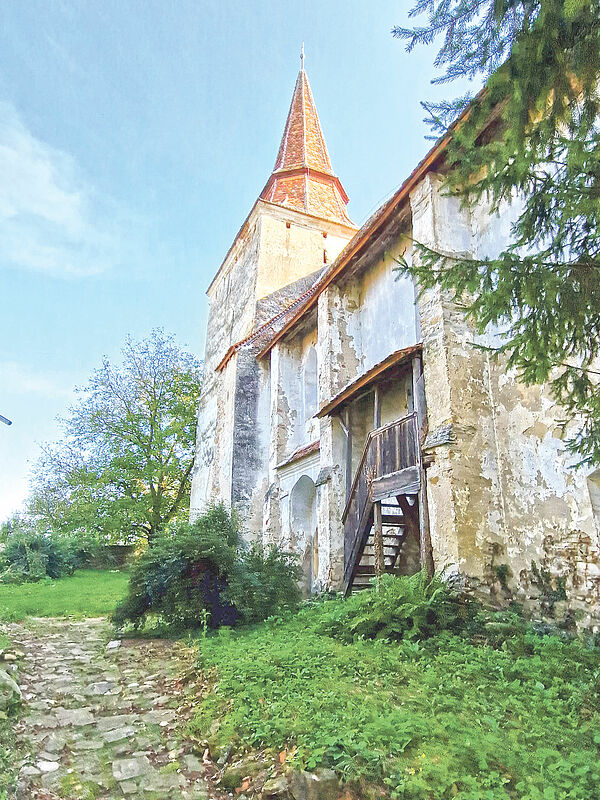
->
[0,518,117,583]
[191,574,600,799]
[113,504,301,632]
[0,570,129,621]
[0,694,19,798]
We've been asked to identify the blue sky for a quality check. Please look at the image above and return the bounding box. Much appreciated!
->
[0,1,473,520]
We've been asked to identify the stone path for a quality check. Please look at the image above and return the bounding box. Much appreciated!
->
[7,617,211,799]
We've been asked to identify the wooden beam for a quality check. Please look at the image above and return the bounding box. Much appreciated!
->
[371,466,420,502]
[373,501,384,577]
[344,407,352,502]
[373,384,381,429]
[411,356,434,578]
[397,496,420,543]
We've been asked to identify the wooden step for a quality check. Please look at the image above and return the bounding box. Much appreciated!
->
[358,558,398,568]
[355,565,402,576]
[381,516,406,525]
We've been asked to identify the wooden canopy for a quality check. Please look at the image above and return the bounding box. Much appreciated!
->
[316,343,422,419]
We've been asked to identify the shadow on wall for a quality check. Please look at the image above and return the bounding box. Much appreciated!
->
[290,474,317,597]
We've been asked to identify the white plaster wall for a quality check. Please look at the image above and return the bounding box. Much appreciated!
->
[275,329,320,460]
[411,172,600,626]
[354,244,418,373]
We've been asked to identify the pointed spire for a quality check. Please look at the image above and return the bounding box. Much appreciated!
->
[260,59,354,228]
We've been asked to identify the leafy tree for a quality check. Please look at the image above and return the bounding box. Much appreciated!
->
[393,0,600,465]
[31,329,202,544]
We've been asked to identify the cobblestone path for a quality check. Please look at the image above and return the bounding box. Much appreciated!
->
[8,617,210,799]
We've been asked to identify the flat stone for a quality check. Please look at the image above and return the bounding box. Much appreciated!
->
[37,750,59,762]
[153,694,171,705]
[55,706,95,727]
[20,765,41,777]
[106,640,121,651]
[86,681,116,695]
[184,754,203,772]
[36,760,60,774]
[140,769,185,792]
[42,732,67,752]
[71,739,104,751]
[101,724,137,743]
[142,709,176,724]
[120,780,139,794]
[112,755,151,781]
[97,713,138,731]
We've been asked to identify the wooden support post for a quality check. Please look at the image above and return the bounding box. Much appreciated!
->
[373,501,384,577]
[373,385,381,429]
[412,356,434,579]
[344,407,352,502]
[373,386,384,579]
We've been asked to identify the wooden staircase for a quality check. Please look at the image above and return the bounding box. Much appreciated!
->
[342,413,422,594]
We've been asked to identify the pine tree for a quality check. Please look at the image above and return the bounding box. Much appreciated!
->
[394,0,600,465]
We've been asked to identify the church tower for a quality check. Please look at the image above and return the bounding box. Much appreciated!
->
[190,55,357,530]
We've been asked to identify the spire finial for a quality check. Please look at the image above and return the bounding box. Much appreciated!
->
[301,42,305,71]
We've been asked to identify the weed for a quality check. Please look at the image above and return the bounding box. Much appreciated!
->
[190,576,600,799]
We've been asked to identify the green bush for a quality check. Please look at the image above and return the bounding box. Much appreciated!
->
[318,571,466,643]
[228,544,301,625]
[0,530,78,583]
[112,504,300,631]
[58,533,118,570]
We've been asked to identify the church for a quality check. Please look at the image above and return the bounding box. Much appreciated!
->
[190,60,600,625]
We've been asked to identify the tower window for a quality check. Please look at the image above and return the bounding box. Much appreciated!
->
[286,222,291,229]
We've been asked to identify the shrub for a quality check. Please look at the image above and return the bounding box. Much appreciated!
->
[228,544,302,624]
[112,504,300,631]
[318,572,467,642]
[0,530,77,583]
[58,533,118,570]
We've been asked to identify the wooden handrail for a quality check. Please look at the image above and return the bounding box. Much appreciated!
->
[342,412,417,522]
[342,412,420,593]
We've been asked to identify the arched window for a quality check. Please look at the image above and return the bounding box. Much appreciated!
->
[303,347,318,421]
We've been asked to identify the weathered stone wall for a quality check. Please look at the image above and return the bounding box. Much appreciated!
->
[191,201,354,528]
[255,203,355,300]
[410,172,600,628]
[190,210,262,518]
[353,242,417,373]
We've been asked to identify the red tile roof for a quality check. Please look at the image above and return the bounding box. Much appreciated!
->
[276,440,320,469]
[260,69,354,228]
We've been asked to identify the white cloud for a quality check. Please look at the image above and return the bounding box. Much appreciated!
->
[0,103,122,277]
[0,360,74,400]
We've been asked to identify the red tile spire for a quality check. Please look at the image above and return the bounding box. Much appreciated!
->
[260,55,354,228]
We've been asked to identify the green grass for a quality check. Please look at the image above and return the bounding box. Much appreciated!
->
[0,569,129,621]
[191,592,600,800]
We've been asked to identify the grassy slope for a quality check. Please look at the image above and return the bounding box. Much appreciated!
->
[191,600,600,800]
[0,569,129,621]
